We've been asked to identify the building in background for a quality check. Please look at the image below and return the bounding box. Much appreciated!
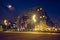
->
[16,6,55,31]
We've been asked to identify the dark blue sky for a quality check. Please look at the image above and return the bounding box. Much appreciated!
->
[0,0,60,26]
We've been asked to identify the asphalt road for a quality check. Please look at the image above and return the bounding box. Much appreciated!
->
[0,32,60,40]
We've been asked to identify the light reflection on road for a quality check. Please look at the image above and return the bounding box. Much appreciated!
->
[0,31,60,40]
[3,31,60,35]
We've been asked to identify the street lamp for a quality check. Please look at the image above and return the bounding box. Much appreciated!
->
[7,5,12,9]
[32,15,36,22]
[7,5,14,10]
[4,19,8,25]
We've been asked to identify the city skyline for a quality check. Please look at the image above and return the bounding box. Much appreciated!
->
[0,0,60,27]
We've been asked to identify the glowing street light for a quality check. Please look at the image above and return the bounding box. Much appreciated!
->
[7,5,12,9]
[4,19,8,25]
[32,15,36,22]
[7,5,14,10]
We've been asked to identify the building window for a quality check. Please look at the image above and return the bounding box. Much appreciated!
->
[40,8,42,10]
[37,9,40,11]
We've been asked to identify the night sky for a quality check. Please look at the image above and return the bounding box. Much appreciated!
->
[0,0,60,26]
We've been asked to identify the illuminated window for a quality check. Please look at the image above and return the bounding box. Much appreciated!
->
[37,9,40,11]
[40,8,42,10]
[40,16,42,18]
[43,16,45,18]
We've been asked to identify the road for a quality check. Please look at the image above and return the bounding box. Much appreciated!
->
[0,32,60,40]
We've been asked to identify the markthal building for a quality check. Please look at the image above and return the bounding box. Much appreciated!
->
[16,6,55,32]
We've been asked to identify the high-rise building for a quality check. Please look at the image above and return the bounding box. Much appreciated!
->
[16,6,55,31]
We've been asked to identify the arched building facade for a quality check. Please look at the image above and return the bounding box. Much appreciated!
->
[16,6,55,31]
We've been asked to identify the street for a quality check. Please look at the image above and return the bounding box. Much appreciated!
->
[0,32,60,40]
